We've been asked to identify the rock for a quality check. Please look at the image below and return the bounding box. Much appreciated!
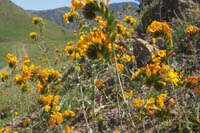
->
[140,0,196,31]
[132,38,158,67]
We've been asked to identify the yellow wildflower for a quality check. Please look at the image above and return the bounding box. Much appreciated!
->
[124,90,133,100]
[185,76,199,85]
[117,24,126,35]
[55,106,61,112]
[13,75,22,83]
[41,94,54,105]
[0,71,8,81]
[71,0,83,10]
[145,97,159,110]
[113,130,120,133]
[53,95,60,105]
[0,128,11,133]
[146,21,172,40]
[185,25,200,34]
[22,118,30,127]
[45,105,51,112]
[7,53,18,68]
[123,54,131,62]
[156,94,167,109]
[32,17,43,24]
[36,81,43,91]
[132,68,141,80]
[133,99,144,110]
[64,126,75,133]
[117,63,124,73]
[123,16,136,25]
[50,112,63,125]
[22,65,31,79]
[63,110,75,117]
[95,16,103,22]
[97,52,104,60]
[14,112,18,116]
[95,80,105,90]
[168,98,175,109]
[64,11,79,23]
[49,119,56,127]
[29,32,39,40]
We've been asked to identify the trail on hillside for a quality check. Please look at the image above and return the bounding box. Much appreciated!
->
[22,44,28,57]
[0,42,28,73]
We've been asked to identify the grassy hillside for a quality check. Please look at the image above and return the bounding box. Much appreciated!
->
[0,0,72,41]
[0,0,73,68]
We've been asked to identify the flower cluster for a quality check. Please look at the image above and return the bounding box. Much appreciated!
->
[39,94,75,129]
[185,76,199,85]
[125,2,132,10]
[64,11,79,23]
[49,112,63,126]
[0,128,11,133]
[39,94,60,112]
[185,76,200,93]
[133,94,174,116]
[13,56,61,93]
[185,25,200,34]
[65,42,75,57]
[0,71,8,82]
[2,0,200,131]
[146,21,172,44]
[39,68,61,83]
[132,50,179,90]
[123,90,134,100]
[64,126,75,133]
[77,32,111,60]
[94,17,108,32]
[22,118,31,127]
[123,16,136,25]
[65,30,128,61]
[152,50,167,63]
[29,32,39,40]
[71,0,93,11]
[23,56,31,66]
[14,74,30,91]
[116,24,127,38]
[122,54,131,62]
[13,57,40,91]
[112,53,134,67]
[117,63,124,73]
[36,68,62,93]
[95,80,106,90]
[68,0,109,21]
[7,53,18,68]
[32,17,43,24]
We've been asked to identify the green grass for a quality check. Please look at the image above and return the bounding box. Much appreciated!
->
[0,0,74,69]
[0,42,16,69]
[0,83,39,128]
[0,0,71,42]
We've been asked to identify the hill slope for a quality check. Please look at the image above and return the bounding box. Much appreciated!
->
[29,2,139,30]
[0,0,73,68]
[0,0,71,42]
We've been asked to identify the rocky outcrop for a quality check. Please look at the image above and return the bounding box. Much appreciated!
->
[132,38,158,67]
[140,0,197,31]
